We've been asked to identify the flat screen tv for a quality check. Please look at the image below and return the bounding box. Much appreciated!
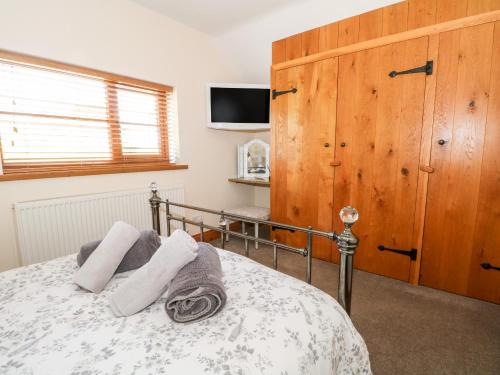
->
[207,83,270,130]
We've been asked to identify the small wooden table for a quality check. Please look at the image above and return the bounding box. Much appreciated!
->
[228,177,270,187]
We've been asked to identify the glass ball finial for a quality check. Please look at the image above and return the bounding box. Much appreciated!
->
[149,181,159,192]
[339,206,359,224]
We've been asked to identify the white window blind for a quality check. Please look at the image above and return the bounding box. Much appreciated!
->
[0,54,179,178]
[0,62,110,164]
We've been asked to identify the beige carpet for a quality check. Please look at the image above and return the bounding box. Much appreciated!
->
[213,236,500,375]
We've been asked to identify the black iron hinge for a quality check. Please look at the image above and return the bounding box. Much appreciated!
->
[272,88,297,100]
[271,225,296,233]
[378,245,417,261]
[389,60,433,78]
[481,263,500,271]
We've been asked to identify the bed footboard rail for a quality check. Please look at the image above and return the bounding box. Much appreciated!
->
[148,182,359,315]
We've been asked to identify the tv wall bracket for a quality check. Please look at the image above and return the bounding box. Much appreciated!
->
[389,60,433,78]
[272,88,297,100]
[378,245,417,261]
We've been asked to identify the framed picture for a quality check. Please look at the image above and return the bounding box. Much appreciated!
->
[243,139,269,180]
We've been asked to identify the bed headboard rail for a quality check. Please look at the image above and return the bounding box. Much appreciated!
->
[148,182,359,316]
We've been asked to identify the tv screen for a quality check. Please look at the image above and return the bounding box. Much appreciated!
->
[210,87,270,124]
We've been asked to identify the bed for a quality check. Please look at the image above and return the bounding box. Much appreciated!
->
[0,247,370,374]
[0,184,371,374]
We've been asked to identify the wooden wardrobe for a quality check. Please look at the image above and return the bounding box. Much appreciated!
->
[270,0,500,303]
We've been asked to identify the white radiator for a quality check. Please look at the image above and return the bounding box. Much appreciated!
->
[14,187,184,266]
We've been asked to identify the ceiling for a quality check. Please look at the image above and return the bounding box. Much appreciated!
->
[132,0,301,35]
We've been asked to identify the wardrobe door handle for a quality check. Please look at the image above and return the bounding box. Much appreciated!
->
[438,139,447,146]
[340,142,346,148]
[324,142,330,148]
[419,165,435,173]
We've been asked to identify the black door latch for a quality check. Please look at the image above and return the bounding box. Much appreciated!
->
[378,245,417,261]
[389,60,433,78]
[272,88,297,100]
[271,225,296,233]
[481,263,500,271]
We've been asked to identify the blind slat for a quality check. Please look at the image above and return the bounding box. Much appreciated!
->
[0,57,178,170]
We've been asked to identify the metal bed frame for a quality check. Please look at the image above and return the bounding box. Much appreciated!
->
[148,183,360,315]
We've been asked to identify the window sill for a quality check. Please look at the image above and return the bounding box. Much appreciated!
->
[0,162,188,182]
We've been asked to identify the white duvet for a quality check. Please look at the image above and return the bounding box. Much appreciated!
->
[0,248,371,374]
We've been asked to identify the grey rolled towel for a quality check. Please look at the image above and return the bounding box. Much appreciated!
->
[165,242,226,323]
[77,230,161,273]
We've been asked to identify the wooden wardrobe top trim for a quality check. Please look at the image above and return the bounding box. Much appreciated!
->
[271,10,500,71]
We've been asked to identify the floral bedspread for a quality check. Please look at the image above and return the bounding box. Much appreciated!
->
[0,249,371,375]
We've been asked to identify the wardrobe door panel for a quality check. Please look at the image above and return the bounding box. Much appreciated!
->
[420,23,496,298]
[468,22,500,302]
[270,58,338,261]
[334,37,429,281]
[467,22,500,304]
[332,47,380,265]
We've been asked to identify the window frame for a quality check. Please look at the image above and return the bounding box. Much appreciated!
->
[0,49,186,181]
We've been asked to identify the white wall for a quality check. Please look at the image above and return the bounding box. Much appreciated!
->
[0,0,403,270]
[0,0,255,271]
[216,0,399,83]
[215,0,399,208]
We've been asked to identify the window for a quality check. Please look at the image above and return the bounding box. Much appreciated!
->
[0,50,184,181]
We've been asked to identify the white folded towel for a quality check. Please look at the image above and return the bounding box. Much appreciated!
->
[109,229,199,317]
[73,221,140,293]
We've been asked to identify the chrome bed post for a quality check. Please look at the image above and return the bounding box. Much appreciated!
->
[244,231,249,257]
[306,228,313,284]
[149,182,162,235]
[165,199,172,236]
[336,207,359,316]
[148,183,359,316]
[273,239,278,270]
[218,212,226,249]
